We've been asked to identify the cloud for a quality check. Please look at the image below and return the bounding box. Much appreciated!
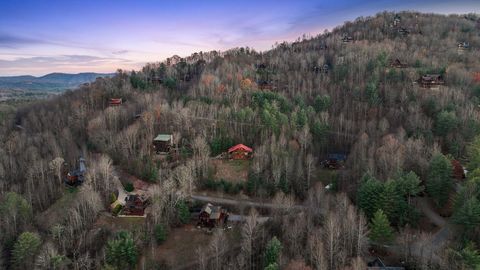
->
[0,33,49,48]
[0,54,140,76]
[112,49,129,55]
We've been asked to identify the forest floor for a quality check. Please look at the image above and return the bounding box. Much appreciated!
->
[142,223,241,269]
[209,159,250,183]
[35,189,79,232]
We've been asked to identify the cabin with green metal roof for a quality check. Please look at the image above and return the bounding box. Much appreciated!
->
[153,134,173,154]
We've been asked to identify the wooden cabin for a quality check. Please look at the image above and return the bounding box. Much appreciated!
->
[389,59,407,68]
[393,15,401,26]
[398,27,410,35]
[418,74,445,88]
[255,63,267,70]
[257,80,274,90]
[322,153,347,170]
[228,144,253,160]
[64,157,86,186]
[123,194,148,216]
[152,76,164,84]
[198,203,229,228]
[457,42,470,51]
[153,134,173,154]
[109,98,122,106]
[313,64,330,74]
[342,35,354,43]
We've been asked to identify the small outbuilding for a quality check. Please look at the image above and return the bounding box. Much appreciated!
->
[228,144,253,160]
[198,203,229,228]
[153,134,173,154]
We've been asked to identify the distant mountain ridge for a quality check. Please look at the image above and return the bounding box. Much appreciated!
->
[0,72,115,91]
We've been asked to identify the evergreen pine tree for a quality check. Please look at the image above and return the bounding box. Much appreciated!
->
[369,209,394,245]
[427,154,453,207]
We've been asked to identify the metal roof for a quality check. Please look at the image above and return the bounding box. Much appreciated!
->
[153,134,172,142]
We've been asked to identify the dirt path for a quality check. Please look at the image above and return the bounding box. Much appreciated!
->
[386,197,453,265]
[190,194,305,210]
[416,197,446,227]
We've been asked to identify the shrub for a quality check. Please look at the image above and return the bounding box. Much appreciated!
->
[106,231,138,269]
[11,232,42,269]
[176,200,190,224]
[154,224,168,244]
[124,182,134,192]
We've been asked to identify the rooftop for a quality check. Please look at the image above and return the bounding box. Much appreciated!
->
[154,134,172,142]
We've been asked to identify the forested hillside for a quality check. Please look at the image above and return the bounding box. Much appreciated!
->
[1,11,480,270]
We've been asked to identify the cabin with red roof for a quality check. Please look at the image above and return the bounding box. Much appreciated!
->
[228,144,253,160]
[109,98,122,106]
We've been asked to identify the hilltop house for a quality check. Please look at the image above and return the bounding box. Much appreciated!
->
[65,157,86,186]
[198,203,229,228]
[257,80,274,90]
[398,27,410,35]
[321,153,347,170]
[393,14,401,26]
[342,35,354,43]
[313,64,330,74]
[153,134,173,154]
[457,42,470,50]
[123,194,149,216]
[228,144,253,160]
[418,74,445,88]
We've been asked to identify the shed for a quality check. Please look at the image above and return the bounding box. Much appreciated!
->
[228,144,253,160]
[153,134,173,154]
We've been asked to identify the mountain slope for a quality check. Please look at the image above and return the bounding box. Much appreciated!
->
[0,72,115,91]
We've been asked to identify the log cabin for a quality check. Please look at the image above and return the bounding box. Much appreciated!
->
[198,203,229,228]
[418,74,445,88]
[153,134,173,154]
